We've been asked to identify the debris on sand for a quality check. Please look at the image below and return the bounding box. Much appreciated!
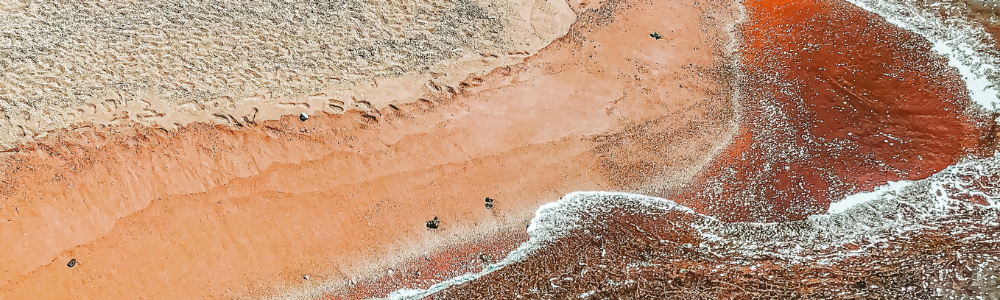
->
[426,217,440,229]
[67,259,76,268]
[650,32,662,40]
[485,197,494,209]
[299,113,309,122]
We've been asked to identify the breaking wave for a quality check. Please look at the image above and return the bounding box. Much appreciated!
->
[380,154,999,299]
[373,0,1000,298]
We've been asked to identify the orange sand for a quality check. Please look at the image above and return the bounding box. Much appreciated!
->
[0,0,739,298]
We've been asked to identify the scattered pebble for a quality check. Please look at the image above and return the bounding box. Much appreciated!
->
[485,197,494,209]
[426,217,440,229]
[650,32,662,40]
[67,258,76,268]
[299,113,309,122]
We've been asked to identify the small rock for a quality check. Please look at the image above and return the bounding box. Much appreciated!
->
[67,258,76,268]
[426,217,440,229]
[299,113,309,121]
[485,197,494,209]
[303,274,310,280]
[650,32,662,40]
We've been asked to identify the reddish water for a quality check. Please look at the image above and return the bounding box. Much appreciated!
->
[677,0,995,222]
[326,0,1000,298]
[425,184,1000,299]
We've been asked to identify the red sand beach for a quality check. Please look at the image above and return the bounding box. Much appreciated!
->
[1,0,998,298]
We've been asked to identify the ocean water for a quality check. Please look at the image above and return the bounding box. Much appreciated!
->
[844,0,1000,110]
[379,154,998,298]
[373,0,1000,298]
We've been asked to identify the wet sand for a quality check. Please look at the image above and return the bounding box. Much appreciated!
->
[5,0,995,297]
[323,0,1000,297]
[0,0,738,298]
[339,0,1000,298]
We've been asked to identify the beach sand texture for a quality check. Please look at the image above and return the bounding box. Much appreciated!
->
[0,0,572,149]
[0,0,738,298]
[2,0,998,298]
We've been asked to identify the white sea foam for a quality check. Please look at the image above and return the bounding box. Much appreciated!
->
[844,0,1000,111]
[695,155,1000,264]
[375,154,1000,299]
[372,1,1000,296]
[374,192,696,299]
[827,180,913,214]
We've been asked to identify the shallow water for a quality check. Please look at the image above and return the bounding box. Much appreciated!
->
[367,0,1000,298]
[1,0,998,298]
[398,154,998,298]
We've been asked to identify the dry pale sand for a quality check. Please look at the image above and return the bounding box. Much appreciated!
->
[0,0,573,150]
[0,0,739,298]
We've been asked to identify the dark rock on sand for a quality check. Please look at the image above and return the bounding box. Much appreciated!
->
[426,217,440,229]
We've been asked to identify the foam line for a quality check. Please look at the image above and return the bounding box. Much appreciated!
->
[844,0,1000,111]
[827,180,913,214]
[375,154,1000,299]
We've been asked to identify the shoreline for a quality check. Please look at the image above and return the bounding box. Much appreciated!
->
[349,0,1000,296]
[323,0,1000,296]
[0,0,740,297]
[307,0,747,297]
[3,0,998,298]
